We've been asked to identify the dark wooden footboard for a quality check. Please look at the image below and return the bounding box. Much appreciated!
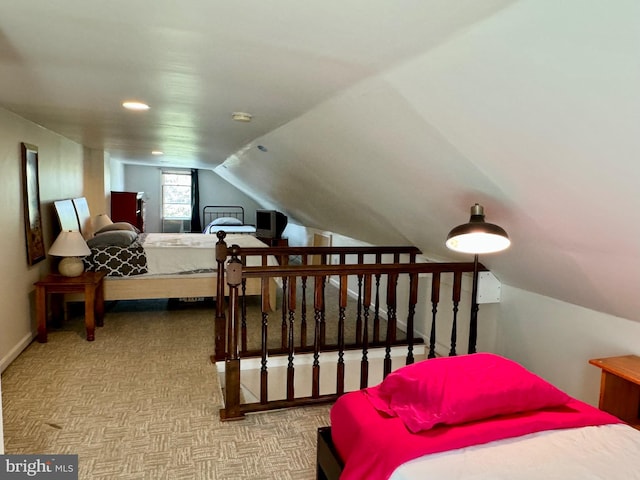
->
[317,427,343,480]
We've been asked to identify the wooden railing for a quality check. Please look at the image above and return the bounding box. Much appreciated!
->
[214,237,485,420]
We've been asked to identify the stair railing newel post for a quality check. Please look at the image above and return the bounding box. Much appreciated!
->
[213,231,228,362]
[220,245,244,420]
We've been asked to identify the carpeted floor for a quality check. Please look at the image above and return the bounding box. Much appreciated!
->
[1,299,331,479]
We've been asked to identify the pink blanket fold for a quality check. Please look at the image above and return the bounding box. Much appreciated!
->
[330,391,620,480]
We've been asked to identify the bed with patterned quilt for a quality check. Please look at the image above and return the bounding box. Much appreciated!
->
[316,353,640,480]
[53,198,276,301]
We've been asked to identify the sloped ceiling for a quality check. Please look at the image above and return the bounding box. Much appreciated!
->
[1,1,639,321]
[216,0,640,322]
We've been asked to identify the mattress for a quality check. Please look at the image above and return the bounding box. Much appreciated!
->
[332,388,640,480]
[329,352,640,480]
[389,423,640,480]
[204,224,256,234]
[142,233,273,275]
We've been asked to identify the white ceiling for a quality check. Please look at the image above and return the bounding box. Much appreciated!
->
[2,0,640,323]
[0,0,510,167]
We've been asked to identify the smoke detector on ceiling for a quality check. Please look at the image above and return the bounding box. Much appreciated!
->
[231,112,252,122]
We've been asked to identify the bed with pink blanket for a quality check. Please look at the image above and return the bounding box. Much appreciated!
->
[316,353,640,480]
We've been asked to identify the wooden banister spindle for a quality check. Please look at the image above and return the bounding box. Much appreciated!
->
[320,275,327,347]
[384,272,398,378]
[355,253,364,344]
[312,275,323,398]
[300,256,308,348]
[374,252,382,343]
[240,278,247,354]
[286,276,297,401]
[405,272,417,365]
[428,272,441,359]
[280,276,289,350]
[260,277,270,404]
[449,271,462,357]
[337,275,347,395]
[468,254,480,354]
[360,274,372,389]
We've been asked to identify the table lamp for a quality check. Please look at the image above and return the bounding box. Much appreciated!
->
[48,230,91,277]
[446,203,510,353]
[94,213,113,232]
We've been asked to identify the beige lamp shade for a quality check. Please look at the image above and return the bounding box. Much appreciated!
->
[94,213,113,231]
[446,204,510,254]
[49,230,91,277]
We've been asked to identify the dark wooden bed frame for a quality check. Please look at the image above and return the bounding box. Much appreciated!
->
[317,427,343,480]
[202,205,253,233]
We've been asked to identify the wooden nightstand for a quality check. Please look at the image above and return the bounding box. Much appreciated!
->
[35,271,107,342]
[589,355,640,429]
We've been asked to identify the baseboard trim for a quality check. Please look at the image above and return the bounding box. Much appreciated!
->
[1,331,35,373]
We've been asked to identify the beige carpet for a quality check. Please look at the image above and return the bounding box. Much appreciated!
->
[1,299,331,479]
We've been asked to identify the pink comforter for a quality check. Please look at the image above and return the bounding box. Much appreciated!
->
[331,391,620,480]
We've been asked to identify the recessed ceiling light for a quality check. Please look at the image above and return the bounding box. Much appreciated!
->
[231,112,252,122]
[122,101,150,111]
[151,150,164,156]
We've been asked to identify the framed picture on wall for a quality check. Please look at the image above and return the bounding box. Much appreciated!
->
[21,142,45,265]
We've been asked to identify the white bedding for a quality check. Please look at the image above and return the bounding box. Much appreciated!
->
[390,423,640,480]
[141,233,274,275]
[205,225,256,234]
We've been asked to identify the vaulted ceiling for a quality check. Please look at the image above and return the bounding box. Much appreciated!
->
[1,1,639,322]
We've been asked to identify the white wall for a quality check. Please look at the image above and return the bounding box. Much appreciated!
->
[122,164,161,231]
[496,285,640,406]
[0,107,91,372]
[0,107,105,452]
[120,165,263,232]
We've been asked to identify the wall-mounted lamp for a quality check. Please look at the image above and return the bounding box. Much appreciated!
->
[446,203,510,353]
[48,230,91,277]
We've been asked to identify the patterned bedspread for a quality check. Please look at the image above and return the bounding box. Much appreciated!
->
[83,239,148,277]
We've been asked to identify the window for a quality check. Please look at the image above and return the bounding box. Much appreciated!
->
[162,170,192,219]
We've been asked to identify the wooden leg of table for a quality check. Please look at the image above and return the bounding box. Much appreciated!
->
[95,279,105,327]
[50,293,64,328]
[84,285,96,341]
[36,285,47,343]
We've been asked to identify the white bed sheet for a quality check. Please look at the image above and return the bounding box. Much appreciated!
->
[141,233,274,275]
[205,225,256,234]
[390,423,640,480]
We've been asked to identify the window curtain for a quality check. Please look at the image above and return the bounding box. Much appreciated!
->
[190,169,201,233]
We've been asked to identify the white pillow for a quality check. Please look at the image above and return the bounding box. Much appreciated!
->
[211,217,243,226]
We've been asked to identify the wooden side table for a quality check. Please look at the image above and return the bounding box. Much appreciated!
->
[589,354,640,429]
[35,271,107,342]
